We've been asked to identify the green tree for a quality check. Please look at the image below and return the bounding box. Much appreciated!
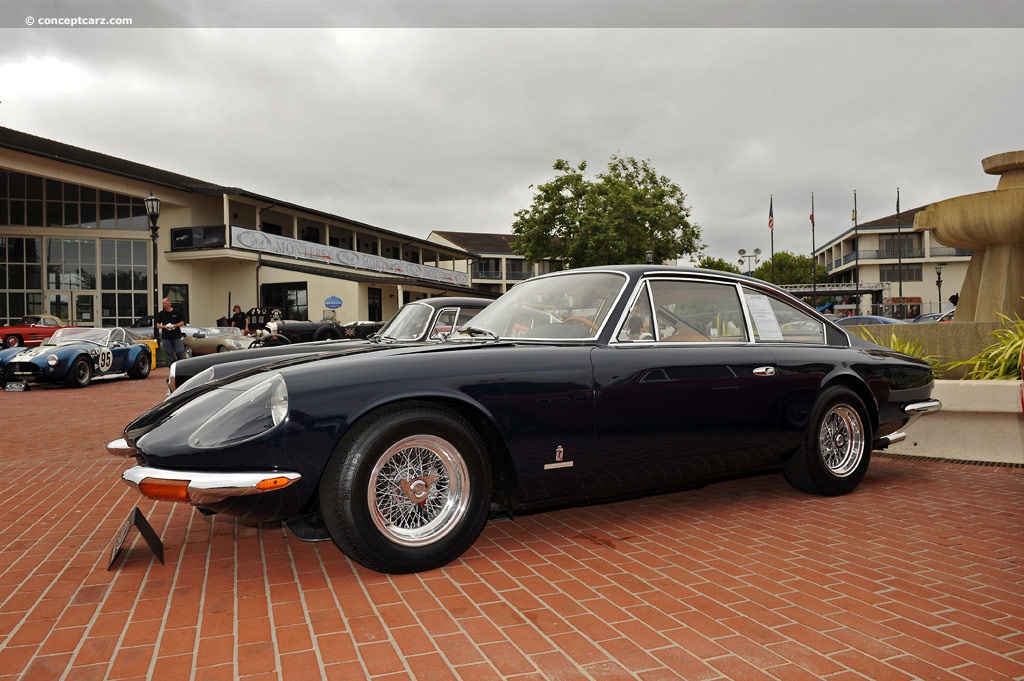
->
[752,251,828,285]
[696,255,742,274]
[511,156,703,268]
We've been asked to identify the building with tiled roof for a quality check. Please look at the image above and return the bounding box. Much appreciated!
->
[814,204,970,318]
[0,126,484,332]
[429,230,563,294]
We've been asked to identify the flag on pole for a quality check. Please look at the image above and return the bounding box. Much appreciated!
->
[896,188,900,215]
[851,208,857,222]
[809,192,815,228]
[768,197,774,231]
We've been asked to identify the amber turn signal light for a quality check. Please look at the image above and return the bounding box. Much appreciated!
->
[255,476,293,491]
[139,478,191,503]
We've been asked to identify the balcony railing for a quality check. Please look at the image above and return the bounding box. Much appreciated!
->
[506,271,534,280]
[171,225,227,251]
[472,270,503,280]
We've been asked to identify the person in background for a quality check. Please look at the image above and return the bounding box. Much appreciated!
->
[231,305,250,334]
[156,297,187,363]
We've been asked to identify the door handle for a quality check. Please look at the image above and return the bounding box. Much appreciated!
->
[753,366,776,377]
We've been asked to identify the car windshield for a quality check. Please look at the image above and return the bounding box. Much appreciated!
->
[45,328,111,345]
[376,303,433,341]
[453,271,626,340]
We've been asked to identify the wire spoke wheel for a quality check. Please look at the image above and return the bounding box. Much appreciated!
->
[818,404,864,477]
[369,434,470,547]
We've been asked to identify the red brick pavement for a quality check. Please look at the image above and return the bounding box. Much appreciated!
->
[1,369,1022,680]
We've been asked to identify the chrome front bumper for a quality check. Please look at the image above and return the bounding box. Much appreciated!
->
[121,465,302,505]
[108,438,302,505]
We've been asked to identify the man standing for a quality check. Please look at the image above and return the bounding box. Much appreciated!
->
[230,305,250,334]
[156,297,187,364]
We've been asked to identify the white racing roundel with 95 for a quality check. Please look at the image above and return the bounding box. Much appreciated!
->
[97,348,113,372]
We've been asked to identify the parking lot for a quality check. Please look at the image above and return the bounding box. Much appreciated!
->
[1,368,1022,680]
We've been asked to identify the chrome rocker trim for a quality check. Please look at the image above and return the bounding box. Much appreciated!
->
[121,465,302,505]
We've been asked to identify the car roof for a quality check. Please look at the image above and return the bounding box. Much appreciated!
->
[411,297,493,309]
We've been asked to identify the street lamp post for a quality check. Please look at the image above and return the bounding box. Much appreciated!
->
[737,248,761,276]
[935,264,944,313]
[145,193,161,343]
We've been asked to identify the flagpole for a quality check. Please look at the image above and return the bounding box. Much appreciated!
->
[810,192,816,304]
[896,187,903,318]
[853,189,860,314]
[769,195,775,283]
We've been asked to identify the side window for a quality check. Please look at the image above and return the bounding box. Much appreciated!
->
[618,285,655,341]
[647,280,748,343]
[743,289,825,344]
[455,306,483,327]
[430,309,459,337]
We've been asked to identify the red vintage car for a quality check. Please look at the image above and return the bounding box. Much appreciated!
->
[1,314,65,348]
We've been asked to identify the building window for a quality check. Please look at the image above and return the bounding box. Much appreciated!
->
[0,168,147,230]
[0,236,43,324]
[879,234,922,259]
[100,239,149,326]
[47,238,97,290]
[879,264,922,282]
[473,258,501,280]
[261,282,308,320]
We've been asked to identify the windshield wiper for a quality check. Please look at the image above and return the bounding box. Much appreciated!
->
[456,326,499,341]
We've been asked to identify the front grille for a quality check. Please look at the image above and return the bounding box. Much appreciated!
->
[4,363,41,380]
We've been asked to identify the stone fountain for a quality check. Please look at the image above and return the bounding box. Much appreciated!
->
[914,150,1024,322]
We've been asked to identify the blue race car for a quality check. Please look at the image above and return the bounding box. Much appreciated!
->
[1,326,152,390]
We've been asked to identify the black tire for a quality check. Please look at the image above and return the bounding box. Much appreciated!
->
[313,326,341,341]
[783,386,872,496]
[319,402,492,574]
[3,335,21,348]
[65,356,92,388]
[128,351,151,379]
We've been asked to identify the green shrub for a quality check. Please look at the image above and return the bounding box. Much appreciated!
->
[950,313,1024,380]
[856,327,950,376]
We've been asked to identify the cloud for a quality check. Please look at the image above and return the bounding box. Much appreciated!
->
[1,26,1020,263]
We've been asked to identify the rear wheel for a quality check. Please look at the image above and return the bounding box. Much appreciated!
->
[65,357,92,388]
[183,345,194,359]
[3,335,21,348]
[783,386,872,496]
[320,402,492,573]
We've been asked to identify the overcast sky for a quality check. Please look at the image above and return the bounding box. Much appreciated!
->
[2,1,1022,265]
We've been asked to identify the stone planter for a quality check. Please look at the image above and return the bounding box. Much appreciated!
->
[888,379,1024,464]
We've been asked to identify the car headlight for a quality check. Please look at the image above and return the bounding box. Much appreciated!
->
[47,354,59,367]
[188,373,289,448]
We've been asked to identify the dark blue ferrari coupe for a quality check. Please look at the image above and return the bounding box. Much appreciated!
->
[108,266,941,573]
[2,326,152,389]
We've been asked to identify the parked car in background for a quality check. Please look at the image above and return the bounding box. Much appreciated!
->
[249,318,384,347]
[913,309,956,323]
[110,266,940,574]
[182,325,254,358]
[167,297,492,393]
[2,327,151,389]
[1,314,65,348]
[835,315,909,326]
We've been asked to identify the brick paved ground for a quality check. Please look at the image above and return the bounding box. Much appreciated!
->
[1,368,1022,680]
